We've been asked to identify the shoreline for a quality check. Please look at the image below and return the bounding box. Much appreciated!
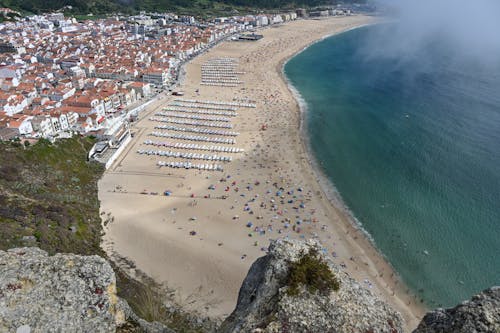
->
[280,22,428,327]
[276,19,427,327]
[281,22,382,264]
[99,16,425,331]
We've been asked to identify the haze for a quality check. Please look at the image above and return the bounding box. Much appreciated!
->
[361,0,500,67]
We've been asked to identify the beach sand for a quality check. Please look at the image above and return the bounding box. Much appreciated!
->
[99,16,426,330]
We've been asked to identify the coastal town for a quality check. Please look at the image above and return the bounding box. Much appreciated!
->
[0,6,360,154]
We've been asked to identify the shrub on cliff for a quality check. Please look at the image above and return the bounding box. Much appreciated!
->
[286,248,340,296]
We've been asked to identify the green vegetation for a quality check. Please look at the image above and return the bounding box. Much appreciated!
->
[0,0,364,17]
[72,14,107,21]
[0,0,122,16]
[0,136,214,331]
[0,11,21,22]
[286,249,340,296]
[0,136,105,255]
[115,267,210,333]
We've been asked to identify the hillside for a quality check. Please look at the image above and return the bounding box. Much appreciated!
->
[0,137,105,255]
[0,137,218,332]
[0,0,363,16]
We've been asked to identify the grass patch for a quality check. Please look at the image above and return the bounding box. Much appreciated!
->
[131,283,166,323]
[114,266,209,333]
[0,135,216,331]
[286,249,340,296]
[0,136,104,255]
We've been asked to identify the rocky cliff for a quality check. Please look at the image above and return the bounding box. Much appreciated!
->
[0,247,171,333]
[413,286,499,333]
[220,239,404,333]
[1,244,498,333]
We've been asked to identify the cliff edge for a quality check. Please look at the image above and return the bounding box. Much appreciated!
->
[0,247,171,333]
[220,239,404,333]
[1,243,498,333]
[413,286,499,333]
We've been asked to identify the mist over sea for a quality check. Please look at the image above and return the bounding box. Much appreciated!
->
[284,24,500,308]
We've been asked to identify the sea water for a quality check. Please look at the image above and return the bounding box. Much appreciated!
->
[284,25,500,308]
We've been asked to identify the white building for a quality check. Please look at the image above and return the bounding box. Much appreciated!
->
[143,69,168,86]
[257,15,269,26]
[31,115,54,137]
[8,115,33,135]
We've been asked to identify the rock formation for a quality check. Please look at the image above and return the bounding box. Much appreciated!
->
[0,247,171,333]
[1,243,498,333]
[412,286,500,333]
[220,239,404,333]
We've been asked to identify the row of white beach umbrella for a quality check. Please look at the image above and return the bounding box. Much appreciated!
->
[138,149,232,162]
[203,62,236,64]
[207,57,236,60]
[150,131,236,144]
[163,107,237,117]
[143,140,244,153]
[202,72,240,77]
[173,99,256,108]
[155,111,231,122]
[201,74,241,78]
[204,58,238,65]
[150,117,233,129]
[201,70,245,74]
[202,64,238,67]
[202,78,242,83]
[169,102,237,111]
[202,62,238,66]
[201,76,241,80]
[157,161,224,171]
[201,76,243,83]
[204,59,237,63]
[202,64,237,68]
[201,83,239,87]
[202,79,243,84]
[154,125,239,137]
[201,70,243,74]
[202,63,237,66]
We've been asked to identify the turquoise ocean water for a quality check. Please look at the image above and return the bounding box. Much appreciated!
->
[284,25,500,308]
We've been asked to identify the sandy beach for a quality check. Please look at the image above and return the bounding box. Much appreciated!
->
[99,16,426,330]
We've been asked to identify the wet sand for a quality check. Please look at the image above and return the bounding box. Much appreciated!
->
[99,16,425,330]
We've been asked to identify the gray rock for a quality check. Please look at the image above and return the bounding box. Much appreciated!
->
[16,325,31,333]
[0,247,172,333]
[21,236,36,242]
[413,287,500,333]
[220,239,404,333]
